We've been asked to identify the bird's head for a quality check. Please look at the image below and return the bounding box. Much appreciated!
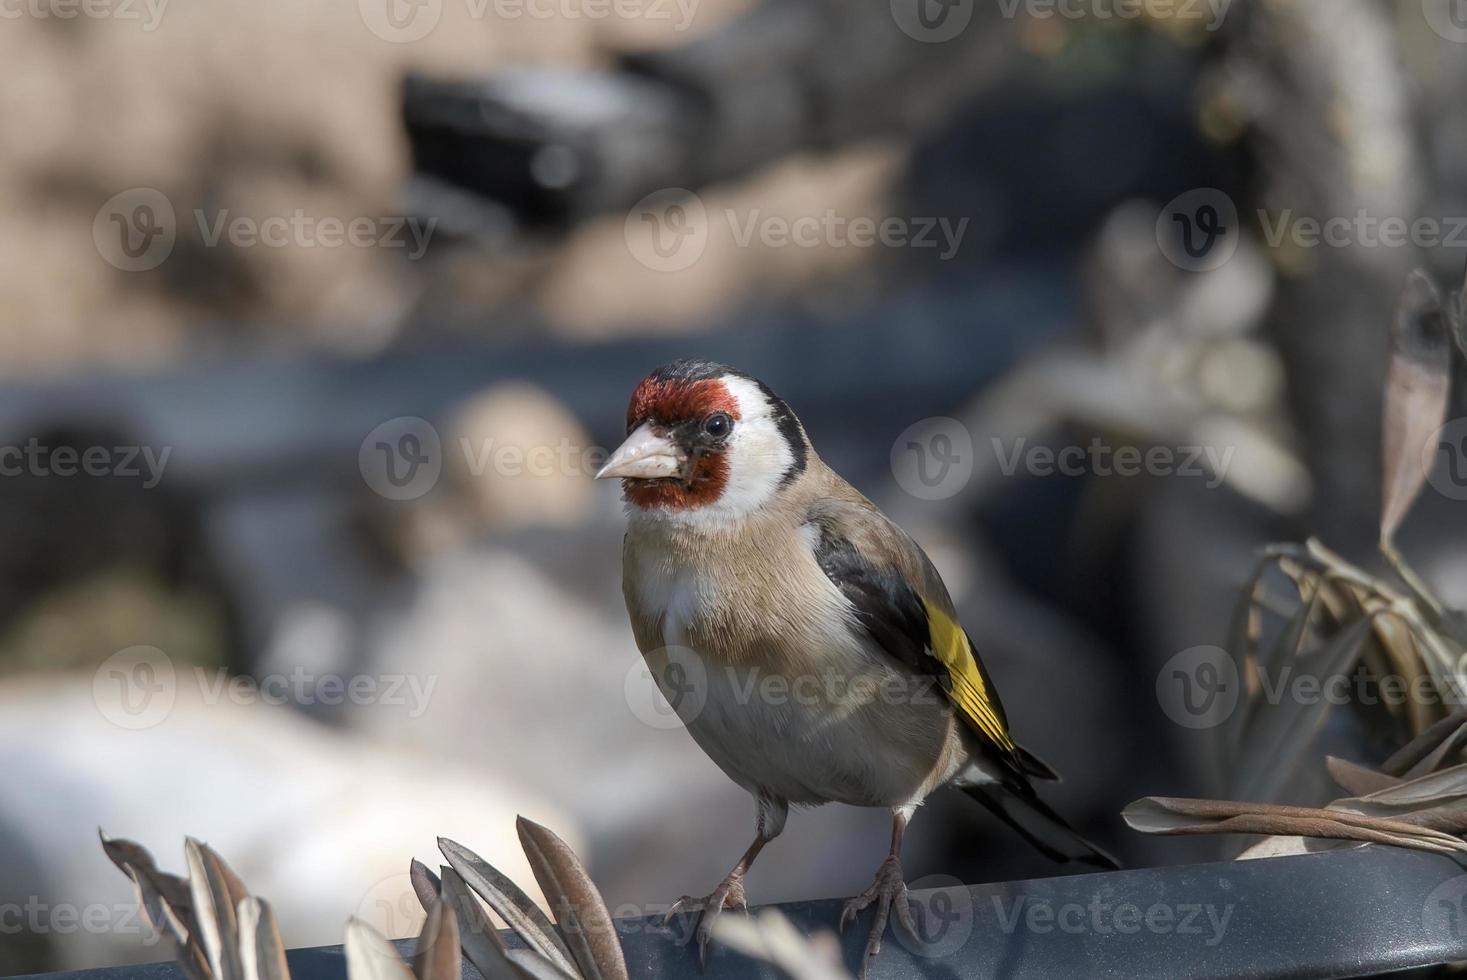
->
[596,359,808,522]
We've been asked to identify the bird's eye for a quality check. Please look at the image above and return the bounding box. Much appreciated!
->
[703,412,733,439]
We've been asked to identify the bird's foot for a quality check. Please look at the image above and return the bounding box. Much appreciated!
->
[839,856,916,978]
[663,873,748,965]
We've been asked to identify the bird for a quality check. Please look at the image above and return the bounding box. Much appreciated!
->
[595,358,1116,975]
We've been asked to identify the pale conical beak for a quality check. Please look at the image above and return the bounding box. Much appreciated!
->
[595,422,687,480]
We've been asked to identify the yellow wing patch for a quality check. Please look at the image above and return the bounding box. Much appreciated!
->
[922,599,1014,751]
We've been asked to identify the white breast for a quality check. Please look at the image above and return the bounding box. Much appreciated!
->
[631,545,961,809]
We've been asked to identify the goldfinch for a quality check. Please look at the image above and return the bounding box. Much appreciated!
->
[596,359,1116,973]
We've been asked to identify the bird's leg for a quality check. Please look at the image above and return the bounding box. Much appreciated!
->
[840,808,918,977]
[665,796,786,964]
[664,835,762,949]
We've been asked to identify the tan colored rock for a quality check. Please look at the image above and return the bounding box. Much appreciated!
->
[446,382,597,531]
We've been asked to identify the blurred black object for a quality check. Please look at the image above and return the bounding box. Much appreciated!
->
[401,0,1021,239]
[402,68,689,240]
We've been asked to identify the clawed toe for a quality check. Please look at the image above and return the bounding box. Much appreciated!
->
[663,877,749,966]
[841,858,915,979]
[663,894,702,924]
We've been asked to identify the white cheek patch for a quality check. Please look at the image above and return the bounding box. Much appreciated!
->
[711,376,796,519]
[641,375,796,531]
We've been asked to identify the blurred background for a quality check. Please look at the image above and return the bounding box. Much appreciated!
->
[5,0,1467,973]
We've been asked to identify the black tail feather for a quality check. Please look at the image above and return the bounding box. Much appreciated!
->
[962,785,1120,870]
[1016,746,1060,781]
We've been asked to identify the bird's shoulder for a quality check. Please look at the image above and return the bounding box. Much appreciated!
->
[800,474,952,613]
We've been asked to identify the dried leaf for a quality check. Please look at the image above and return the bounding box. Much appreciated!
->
[439,868,527,980]
[516,818,628,980]
[1408,626,1467,714]
[104,849,175,941]
[1236,836,1358,860]
[412,898,461,980]
[1222,555,1273,762]
[1324,763,1467,835]
[100,832,196,935]
[1405,724,1467,779]
[410,861,441,915]
[1353,761,1467,808]
[1384,710,1467,776]
[1332,797,1467,836]
[238,898,290,980]
[346,919,416,980]
[1367,613,1432,735]
[1235,615,1375,801]
[100,834,167,889]
[1312,576,1364,631]
[1264,572,1321,674]
[1124,796,1467,854]
[1386,799,1467,835]
[504,949,581,980]
[1325,757,1402,797]
[1381,270,1451,547]
[1383,546,1450,630]
[186,838,248,980]
[437,838,577,977]
[105,850,210,980]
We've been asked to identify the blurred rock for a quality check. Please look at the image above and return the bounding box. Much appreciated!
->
[446,383,598,531]
[0,674,572,972]
[353,383,599,570]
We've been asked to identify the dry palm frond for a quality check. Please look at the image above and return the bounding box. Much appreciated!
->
[1324,755,1400,796]
[1129,696,1467,858]
[1156,583,1467,853]
[1124,796,1467,857]
[101,834,267,980]
[1219,262,1465,799]
[104,821,849,980]
[1384,709,1467,777]
[1139,267,1467,851]
[424,823,856,980]
[435,832,581,978]
[103,834,463,980]
[425,822,630,980]
[1221,536,1467,804]
[515,819,627,980]
[438,866,528,980]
